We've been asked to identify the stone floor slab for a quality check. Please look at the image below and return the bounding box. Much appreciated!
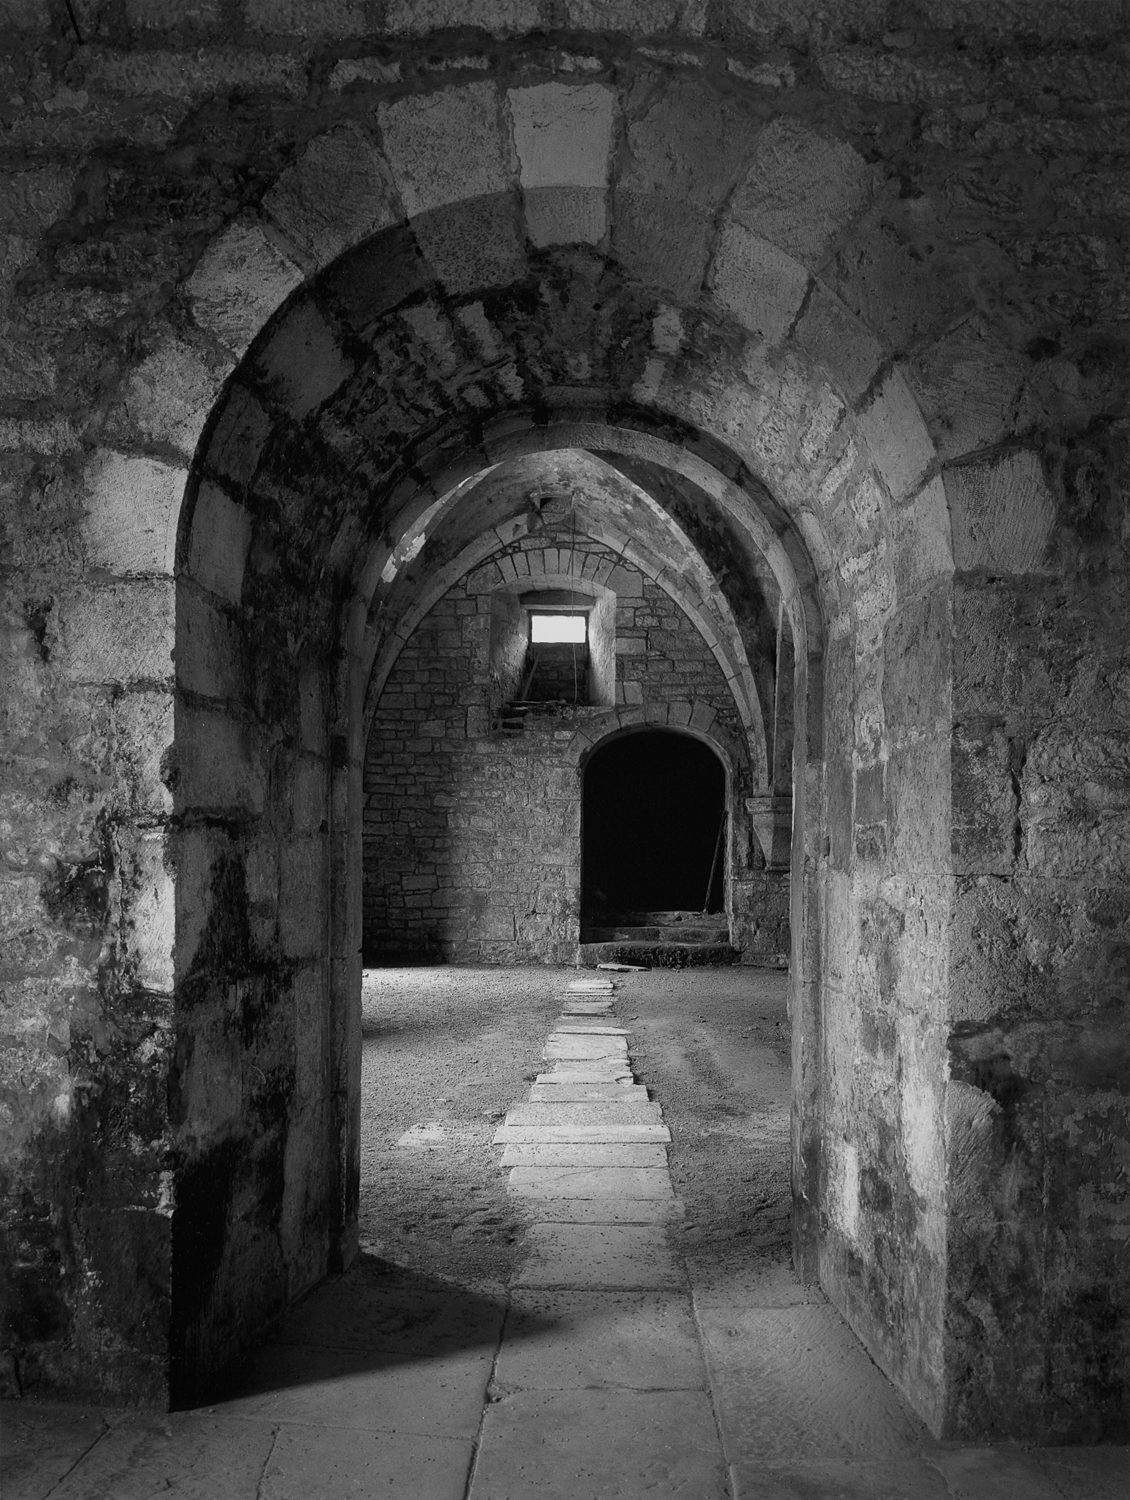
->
[505,1101,663,1125]
[262,1424,472,1500]
[498,1291,706,1390]
[926,1445,1077,1499]
[1034,1447,1130,1500]
[1,1403,115,1500]
[494,1124,670,1143]
[500,1142,668,1167]
[39,1412,278,1500]
[527,1083,650,1101]
[469,1388,727,1498]
[513,1222,683,1289]
[215,1338,497,1439]
[534,1067,634,1083]
[507,1166,675,1198]
[544,1038,628,1059]
[730,1457,951,1499]
[687,1255,827,1310]
[273,1279,505,1356]
[551,1022,630,1033]
[697,1305,926,1466]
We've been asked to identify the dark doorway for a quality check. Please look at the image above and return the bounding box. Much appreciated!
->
[582,730,726,918]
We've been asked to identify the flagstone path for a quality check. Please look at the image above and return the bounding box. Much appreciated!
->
[468,974,729,1496]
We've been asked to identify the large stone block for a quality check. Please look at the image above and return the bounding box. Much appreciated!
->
[1023,726,1130,880]
[952,724,1017,876]
[857,370,935,504]
[279,838,327,958]
[187,220,304,358]
[906,319,1029,462]
[623,76,755,209]
[378,83,515,217]
[112,690,174,817]
[612,190,711,302]
[119,827,175,995]
[947,450,1055,574]
[83,451,184,578]
[187,483,252,605]
[708,223,809,348]
[177,585,244,701]
[57,582,174,686]
[252,302,354,421]
[796,284,883,402]
[827,204,975,355]
[176,706,266,815]
[410,194,525,297]
[323,224,435,334]
[730,116,877,266]
[118,339,221,458]
[262,125,400,268]
[509,82,616,189]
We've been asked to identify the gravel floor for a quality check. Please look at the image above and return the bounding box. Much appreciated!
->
[358,964,791,1291]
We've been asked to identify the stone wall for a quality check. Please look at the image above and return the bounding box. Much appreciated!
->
[0,2,1126,1440]
[363,529,782,964]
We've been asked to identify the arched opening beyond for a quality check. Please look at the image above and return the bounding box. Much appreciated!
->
[169,173,953,1430]
[582,731,726,920]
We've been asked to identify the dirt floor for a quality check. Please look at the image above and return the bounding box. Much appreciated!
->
[358,964,792,1291]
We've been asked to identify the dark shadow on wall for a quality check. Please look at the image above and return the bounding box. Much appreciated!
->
[582,730,726,917]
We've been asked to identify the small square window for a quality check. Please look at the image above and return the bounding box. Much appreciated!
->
[530,612,587,644]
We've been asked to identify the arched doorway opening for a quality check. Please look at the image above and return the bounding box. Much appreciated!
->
[582,730,727,924]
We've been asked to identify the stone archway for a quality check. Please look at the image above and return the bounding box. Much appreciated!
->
[14,45,1106,1441]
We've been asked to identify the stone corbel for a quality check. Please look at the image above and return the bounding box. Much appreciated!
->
[745,793,792,871]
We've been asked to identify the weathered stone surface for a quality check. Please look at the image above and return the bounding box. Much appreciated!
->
[469,1388,727,1498]
[498,1290,704,1388]
[78,453,179,581]
[947,450,1056,575]
[506,1167,674,1199]
[3,16,1128,1447]
[730,117,877,265]
[513,1223,683,1290]
[710,224,809,348]
[494,1124,670,1142]
[505,1101,662,1125]
[378,84,514,216]
[500,1142,667,1167]
[698,1305,926,1466]
[263,126,401,267]
[187,221,304,357]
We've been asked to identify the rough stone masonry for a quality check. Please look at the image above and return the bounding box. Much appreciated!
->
[0,0,1128,1448]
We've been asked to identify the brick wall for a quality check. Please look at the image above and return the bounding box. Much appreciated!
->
[363,531,785,964]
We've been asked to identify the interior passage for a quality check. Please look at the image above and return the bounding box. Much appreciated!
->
[583,731,727,919]
[8,969,1125,1498]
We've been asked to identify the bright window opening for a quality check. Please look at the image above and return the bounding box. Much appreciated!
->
[530,612,587,644]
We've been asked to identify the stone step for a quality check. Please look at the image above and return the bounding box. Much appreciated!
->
[544,1038,630,1059]
[551,1021,630,1034]
[494,1125,671,1144]
[500,1143,668,1168]
[527,1084,650,1102]
[576,941,739,968]
[534,1068,635,1085]
[585,925,728,944]
[506,1102,663,1126]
